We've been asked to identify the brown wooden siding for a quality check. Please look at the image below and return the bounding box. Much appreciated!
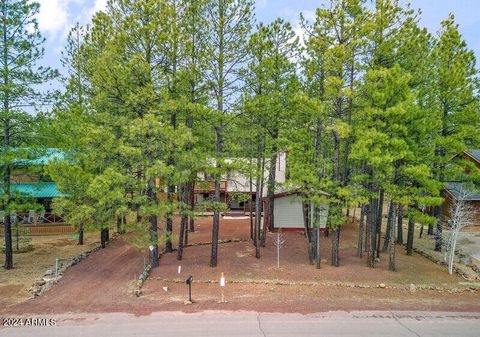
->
[443,191,480,226]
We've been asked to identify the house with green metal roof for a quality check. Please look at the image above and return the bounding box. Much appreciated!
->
[9,183,63,199]
[12,148,66,167]
[4,148,65,211]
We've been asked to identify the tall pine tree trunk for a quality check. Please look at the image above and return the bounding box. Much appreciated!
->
[184,220,189,246]
[165,104,178,253]
[406,214,415,256]
[147,183,159,268]
[78,224,84,245]
[364,204,370,253]
[210,126,223,267]
[331,225,340,267]
[100,227,109,249]
[303,200,313,264]
[177,215,187,260]
[184,183,193,244]
[388,204,397,271]
[428,206,434,235]
[357,204,365,257]
[177,185,188,260]
[254,154,265,259]
[397,204,403,245]
[249,160,254,240]
[313,206,321,269]
[4,215,12,269]
[331,130,341,266]
[189,183,195,233]
[264,149,277,246]
[165,181,175,253]
[382,200,394,252]
[315,227,321,269]
[2,29,13,268]
[368,196,378,267]
[375,189,384,258]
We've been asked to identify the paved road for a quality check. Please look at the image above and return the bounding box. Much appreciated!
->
[1,311,479,337]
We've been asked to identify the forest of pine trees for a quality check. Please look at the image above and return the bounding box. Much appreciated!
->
[2,0,479,270]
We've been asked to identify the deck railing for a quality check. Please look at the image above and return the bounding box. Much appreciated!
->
[0,212,66,225]
[193,180,227,192]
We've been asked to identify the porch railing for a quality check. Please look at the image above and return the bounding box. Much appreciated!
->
[0,212,66,225]
[194,180,227,192]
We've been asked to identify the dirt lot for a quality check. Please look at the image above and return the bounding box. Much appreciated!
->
[2,216,480,315]
[151,215,468,285]
[142,216,480,313]
[0,232,100,308]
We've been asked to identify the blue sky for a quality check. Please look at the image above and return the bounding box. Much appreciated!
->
[38,0,480,73]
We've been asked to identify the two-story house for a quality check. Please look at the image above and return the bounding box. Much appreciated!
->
[193,152,288,212]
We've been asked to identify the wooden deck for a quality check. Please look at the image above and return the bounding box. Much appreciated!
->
[0,212,73,236]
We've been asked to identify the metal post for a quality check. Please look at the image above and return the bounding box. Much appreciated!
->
[185,275,193,302]
[55,257,59,279]
[188,283,192,302]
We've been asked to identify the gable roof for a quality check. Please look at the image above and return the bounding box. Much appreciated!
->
[445,182,480,201]
[465,149,480,163]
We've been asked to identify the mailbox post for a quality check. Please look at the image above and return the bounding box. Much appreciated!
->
[185,275,193,302]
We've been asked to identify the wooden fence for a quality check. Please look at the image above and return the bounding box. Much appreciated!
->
[0,223,75,236]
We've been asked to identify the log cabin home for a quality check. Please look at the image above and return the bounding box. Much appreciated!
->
[444,149,480,225]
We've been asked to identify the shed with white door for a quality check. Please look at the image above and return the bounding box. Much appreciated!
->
[271,191,329,231]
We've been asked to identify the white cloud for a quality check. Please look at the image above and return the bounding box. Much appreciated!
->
[37,0,107,38]
[37,0,70,36]
[92,0,107,13]
[80,0,108,25]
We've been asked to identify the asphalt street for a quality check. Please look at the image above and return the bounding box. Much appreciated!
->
[1,311,479,337]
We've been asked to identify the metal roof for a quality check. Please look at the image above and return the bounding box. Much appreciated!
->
[445,182,480,201]
[9,183,63,198]
[466,149,480,163]
[12,148,65,167]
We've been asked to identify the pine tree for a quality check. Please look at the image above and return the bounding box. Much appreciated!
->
[243,19,299,253]
[205,0,254,267]
[300,0,369,267]
[0,0,57,269]
[50,1,192,268]
[56,23,90,245]
[176,0,210,260]
[430,14,480,251]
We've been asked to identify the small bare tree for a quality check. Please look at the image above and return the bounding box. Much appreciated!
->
[444,189,477,275]
[273,230,286,269]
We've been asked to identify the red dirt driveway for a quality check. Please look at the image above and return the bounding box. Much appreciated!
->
[4,216,480,315]
[6,235,146,315]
